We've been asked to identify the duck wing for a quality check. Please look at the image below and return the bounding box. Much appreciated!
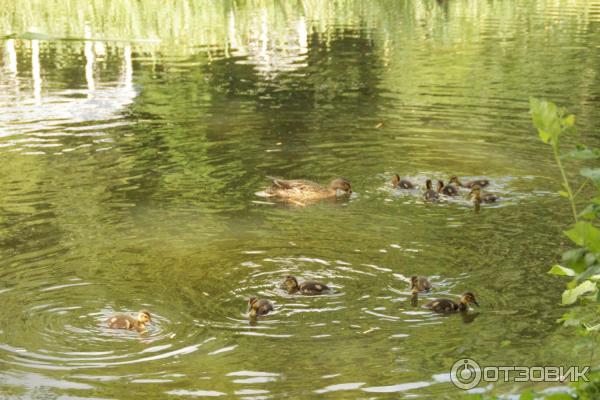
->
[300,281,331,294]
[268,177,323,191]
[424,299,458,313]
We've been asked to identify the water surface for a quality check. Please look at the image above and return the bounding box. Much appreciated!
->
[1,0,600,398]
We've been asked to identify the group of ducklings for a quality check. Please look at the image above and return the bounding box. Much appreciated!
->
[106,277,479,332]
[248,275,332,317]
[409,275,479,313]
[393,174,498,204]
[249,274,479,319]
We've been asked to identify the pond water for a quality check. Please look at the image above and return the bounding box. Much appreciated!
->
[1,0,600,398]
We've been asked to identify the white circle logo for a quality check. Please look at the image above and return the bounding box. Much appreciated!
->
[450,358,482,390]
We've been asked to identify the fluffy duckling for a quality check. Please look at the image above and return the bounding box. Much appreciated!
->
[470,185,498,204]
[264,177,352,201]
[437,180,459,196]
[424,292,479,313]
[282,275,331,295]
[391,174,415,189]
[107,310,151,333]
[449,176,490,189]
[410,275,432,294]
[424,179,439,202]
[248,297,274,317]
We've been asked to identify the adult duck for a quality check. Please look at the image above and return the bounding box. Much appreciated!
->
[265,177,352,201]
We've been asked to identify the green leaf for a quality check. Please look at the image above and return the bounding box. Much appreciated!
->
[577,265,600,282]
[549,264,576,276]
[529,97,562,145]
[562,280,597,305]
[584,322,600,332]
[564,222,600,253]
[581,168,600,188]
[559,190,569,198]
[538,129,552,144]
[562,248,588,273]
[559,311,582,327]
[562,114,575,128]
[585,252,597,266]
[564,145,600,160]
[579,203,600,220]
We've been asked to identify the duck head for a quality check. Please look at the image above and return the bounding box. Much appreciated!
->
[282,275,300,293]
[469,185,482,203]
[460,292,479,307]
[137,310,152,324]
[409,276,419,294]
[391,174,400,188]
[449,176,461,186]
[437,180,445,193]
[425,179,433,190]
[329,178,352,195]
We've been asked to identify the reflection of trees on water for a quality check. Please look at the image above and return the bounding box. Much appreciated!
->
[0,39,135,146]
[202,26,384,188]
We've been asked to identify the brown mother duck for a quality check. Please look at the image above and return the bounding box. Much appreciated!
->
[282,275,331,295]
[449,176,490,189]
[248,297,274,317]
[424,179,439,202]
[424,292,479,313]
[107,310,151,333]
[265,177,352,201]
[470,185,498,204]
[391,174,415,189]
[437,180,459,196]
[410,275,432,294]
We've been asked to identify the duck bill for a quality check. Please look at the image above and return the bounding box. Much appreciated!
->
[473,301,480,307]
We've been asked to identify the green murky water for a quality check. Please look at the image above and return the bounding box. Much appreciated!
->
[1,1,600,398]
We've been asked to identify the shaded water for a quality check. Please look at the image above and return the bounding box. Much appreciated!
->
[1,0,600,398]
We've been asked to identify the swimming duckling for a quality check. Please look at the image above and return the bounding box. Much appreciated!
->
[449,176,489,189]
[470,185,498,204]
[423,179,439,202]
[107,310,151,333]
[248,297,274,317]
[391,174,415,189]
[437,180,459,196]
[424,292,479,313]
[282,275,331,295]
[264,177,352,201]
[410,275,432,294]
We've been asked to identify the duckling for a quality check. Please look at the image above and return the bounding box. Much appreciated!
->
[282,275,331,295]
[470,185,498,204]
[424,292,479,313]
[449,176,490,189]
[107,310,151,333]
[423,179,439,202]
[264,177,352,201]
[437,180,459,196]
[248,297,274,317]
[391,174,415,189]
[410,275,432,294]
